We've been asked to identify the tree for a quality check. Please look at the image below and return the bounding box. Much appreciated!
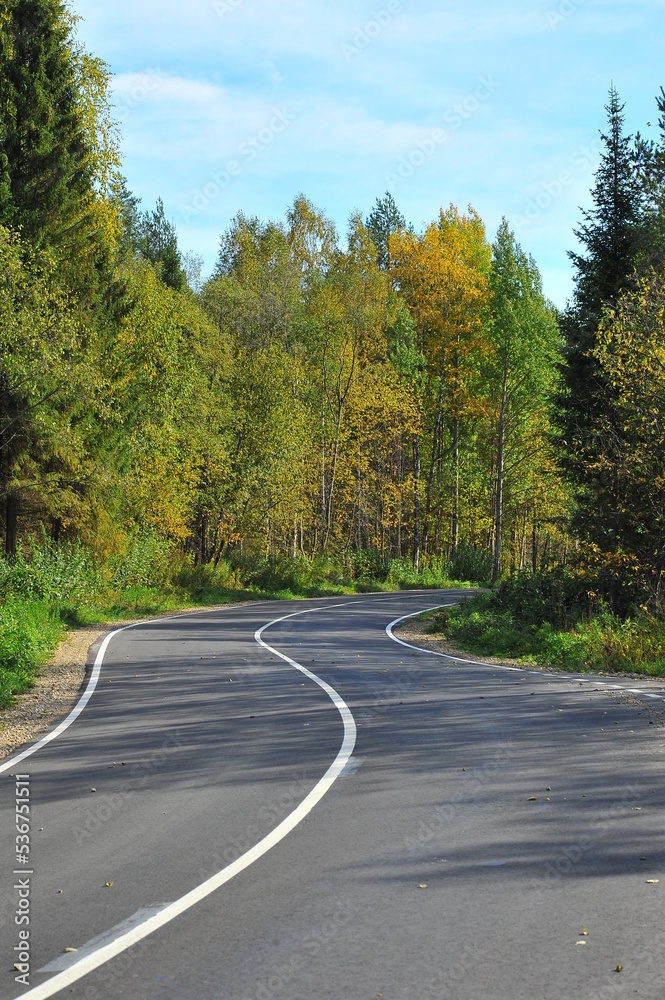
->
[0,0,89,242]
[634,86,665,272]
[489,220,561,582]
[559,86,643,509]
[0,226,90,554]
[389,206,491,565]
[592,271,665,611]
[0,0,120,290]
[366,191,405,270]
[136,198,185,291]
[308,214,391,549]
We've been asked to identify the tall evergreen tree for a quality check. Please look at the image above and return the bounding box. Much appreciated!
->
[0,0,91,247]
[136,198,185,291]
[634,86,665,271]
[558,86,642,538]
[366,191,405,269]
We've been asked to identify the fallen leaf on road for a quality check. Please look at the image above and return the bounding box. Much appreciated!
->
[418,883,429,889]
[615,965,623,972]
[528,796,539,801]
[576,941,587,946]
[64,948,77,953]
[646,879,659,884]
[104,881,114,888]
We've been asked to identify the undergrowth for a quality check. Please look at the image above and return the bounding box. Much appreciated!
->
[432,570,665,676]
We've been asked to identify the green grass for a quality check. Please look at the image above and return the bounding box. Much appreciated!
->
[430,584,665,677]
[0,597,63,708]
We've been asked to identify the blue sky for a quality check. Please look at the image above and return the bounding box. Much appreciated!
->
[74,0,664,307]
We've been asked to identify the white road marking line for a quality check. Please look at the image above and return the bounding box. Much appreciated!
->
[0,625,131,776]
[14,603,357,1000]
[385,607,665,703]
[38,907,168,972]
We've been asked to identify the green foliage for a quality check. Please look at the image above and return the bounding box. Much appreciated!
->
[0,597,62,707]
[0,225,95,554]
[346,548,389,585]
[109,528,175,590]
[0,0,120,295]
[447,543,493,584]
[558,87,645,566]
[0,0,90,244]
[366,191,405,270]
[134,197,185,291]
[435,571,665,676]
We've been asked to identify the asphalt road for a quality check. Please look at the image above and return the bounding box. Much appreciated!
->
[1,590,664,1000]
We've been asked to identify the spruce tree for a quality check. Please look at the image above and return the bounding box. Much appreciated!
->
[0,0,92,248]
[634,86,665,271]
[366,191,405,269]
[558,87,642,541]
[137,198,185,291]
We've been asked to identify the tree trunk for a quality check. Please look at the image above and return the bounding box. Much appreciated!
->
[422,361,445,559]
[412,434,421,570]
[452,416,460,552]
[5,492,17,558]
[321,411,326,548]
[492,357,509,583]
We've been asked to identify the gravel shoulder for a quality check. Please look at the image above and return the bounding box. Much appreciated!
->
[0,627,106,759]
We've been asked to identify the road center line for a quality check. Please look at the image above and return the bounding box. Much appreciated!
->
[12,603,357,1000]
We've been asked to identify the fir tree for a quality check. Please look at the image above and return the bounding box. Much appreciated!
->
[0,0,92,247]
[137,198,185,291]
[634,86,665,271]
[558,86,642,536]
[366,191,405,269]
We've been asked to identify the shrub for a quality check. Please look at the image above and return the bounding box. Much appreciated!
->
[447,543,493,585]
[110,528,176,590]
[0,535,103,608]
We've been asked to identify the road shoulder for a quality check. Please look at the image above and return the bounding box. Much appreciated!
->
[0,627,107,759]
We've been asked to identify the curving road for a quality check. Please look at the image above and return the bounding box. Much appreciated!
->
[1,591,664,999]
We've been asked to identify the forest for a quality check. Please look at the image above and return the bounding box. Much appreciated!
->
[1,0,664,699]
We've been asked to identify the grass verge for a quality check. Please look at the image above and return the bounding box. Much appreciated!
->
[430,588,665,677]
[0,598,64,709]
